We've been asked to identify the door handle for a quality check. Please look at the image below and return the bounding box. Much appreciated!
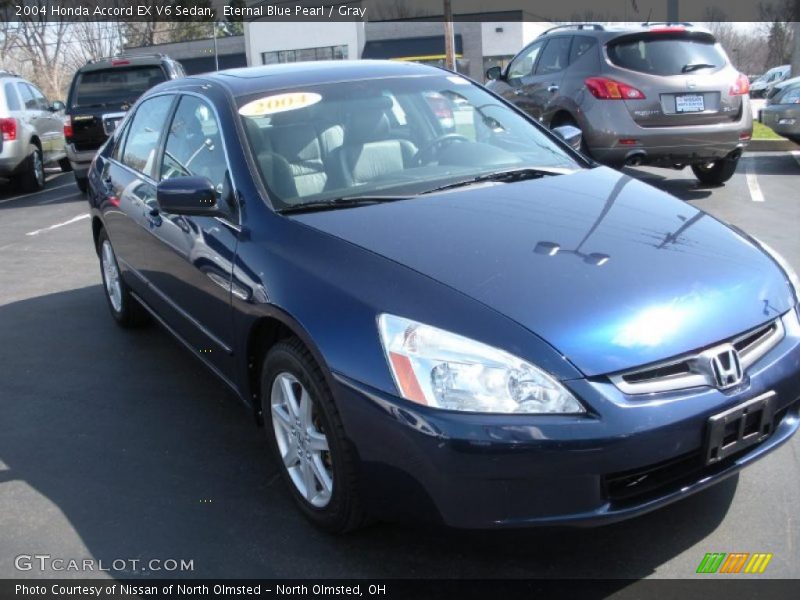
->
[547,84,560,93]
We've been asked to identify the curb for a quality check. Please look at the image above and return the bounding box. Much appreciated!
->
[747,139,799,152]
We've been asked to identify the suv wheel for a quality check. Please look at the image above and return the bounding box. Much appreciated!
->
[261,339,367,533]
[691,156,739,186]
[97,229,149,327]
[15,147,45,192]
[75,176,89,194]
[59,158,73,172]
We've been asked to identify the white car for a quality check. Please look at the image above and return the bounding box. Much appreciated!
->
[0,71,70,191]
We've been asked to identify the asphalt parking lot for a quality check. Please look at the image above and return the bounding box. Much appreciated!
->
[1,152,798,581]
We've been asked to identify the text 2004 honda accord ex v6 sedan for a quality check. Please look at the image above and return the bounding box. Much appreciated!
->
[86,61,800,532]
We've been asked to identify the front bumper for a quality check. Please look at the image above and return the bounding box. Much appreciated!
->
[66,144,97,178]
[333,310,800,529]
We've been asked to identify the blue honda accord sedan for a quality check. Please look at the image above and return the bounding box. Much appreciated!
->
[86,60,800,532]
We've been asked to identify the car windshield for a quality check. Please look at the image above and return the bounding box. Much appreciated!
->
[73,66,166,108]
[237,74,580,210]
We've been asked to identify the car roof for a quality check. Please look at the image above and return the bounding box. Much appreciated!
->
[181,60,446,98]
[536,22,714,42]
[78,54,173,73]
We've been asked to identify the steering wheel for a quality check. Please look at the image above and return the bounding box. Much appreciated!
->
[412,133,470,166]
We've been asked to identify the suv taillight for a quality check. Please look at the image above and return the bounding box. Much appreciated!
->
[63,116,73,140]
[585,77,646,100]
[729,73,750,96]
[0,117,17,141]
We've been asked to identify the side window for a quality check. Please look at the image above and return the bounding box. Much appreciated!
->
[507,41,543,80]
[570,36,597,64]
[161,95,227,194]
[27,85,48,110]
[18,84,37,110]
[4,83,20,111]
[535,38,572,75]
[120,95,174,178]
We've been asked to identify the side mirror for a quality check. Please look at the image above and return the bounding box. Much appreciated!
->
[552,125,583,152]
[156,176,222,216]
[49,100,65,112]
[486,66,503,81]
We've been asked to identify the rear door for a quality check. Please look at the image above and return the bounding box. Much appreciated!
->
[25,84,63,161]
[605,30,742,128]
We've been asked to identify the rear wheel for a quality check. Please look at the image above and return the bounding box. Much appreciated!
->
[14,147,45,192]
[75,175,88,194]
[97,229,149,328]
[691,156,740,186]
[261,338,367,533]
[59,157,72,172]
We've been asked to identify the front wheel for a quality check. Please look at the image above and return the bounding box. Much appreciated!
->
[261,339,367,533]
[97,229,149,328]
[691,156,740,186]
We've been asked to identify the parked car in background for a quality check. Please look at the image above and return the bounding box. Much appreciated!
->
[486,22,753,185]
[86,61,800,533]
[64,54,185,193]
[760,81,800,144]
[750,65,790,98]
[765,74,799,102]
[0,71,69,191]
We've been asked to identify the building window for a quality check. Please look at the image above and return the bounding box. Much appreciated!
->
[262,45,348,65]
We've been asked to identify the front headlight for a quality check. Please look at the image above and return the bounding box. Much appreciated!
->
[757,239,800,303]
[377,314,584,414]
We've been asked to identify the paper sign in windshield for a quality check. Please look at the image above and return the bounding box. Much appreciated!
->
[239,92,322,117]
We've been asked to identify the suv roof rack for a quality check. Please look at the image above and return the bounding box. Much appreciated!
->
[86,53,168,65]
[539,23,606,37]
[640,21,694,27]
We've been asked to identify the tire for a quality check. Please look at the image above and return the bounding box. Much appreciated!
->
[691,156,740,186]
[97,229,149,328]
[59,157,73,172]
[14,147,45,192]
[261,338,367,533]
[75,176,88,194]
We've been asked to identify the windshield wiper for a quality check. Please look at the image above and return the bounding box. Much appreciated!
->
[278,195,409,215]
[682,63,716,73]
[420,167,561,195]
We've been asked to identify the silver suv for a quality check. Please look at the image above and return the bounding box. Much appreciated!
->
[486,23,752,185]
[0,71,69,191]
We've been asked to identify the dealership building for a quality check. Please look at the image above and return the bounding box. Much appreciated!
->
[243,13,548,82]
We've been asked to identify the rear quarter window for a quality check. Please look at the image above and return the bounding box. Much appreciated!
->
[72,66,168,108]
[607,35,726,76]
[3,83,21,111]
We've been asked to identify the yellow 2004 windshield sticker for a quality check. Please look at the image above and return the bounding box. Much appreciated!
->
[239,92,322,117]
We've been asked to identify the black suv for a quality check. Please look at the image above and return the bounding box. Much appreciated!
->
[64,54,185,192]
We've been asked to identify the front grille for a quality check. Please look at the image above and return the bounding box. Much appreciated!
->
[609,317,785,395]
[603,399,797,506]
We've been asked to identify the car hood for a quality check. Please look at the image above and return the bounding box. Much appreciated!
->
[291,167,795,376]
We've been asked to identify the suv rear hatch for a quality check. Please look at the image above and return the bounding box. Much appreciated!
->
[604,29,745,127]
[66,62,168,151]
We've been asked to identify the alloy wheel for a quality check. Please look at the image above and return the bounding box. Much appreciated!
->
[101,240,123,313]
[270,372,333,507]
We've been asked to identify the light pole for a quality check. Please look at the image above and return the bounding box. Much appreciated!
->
[443,0,456,71]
